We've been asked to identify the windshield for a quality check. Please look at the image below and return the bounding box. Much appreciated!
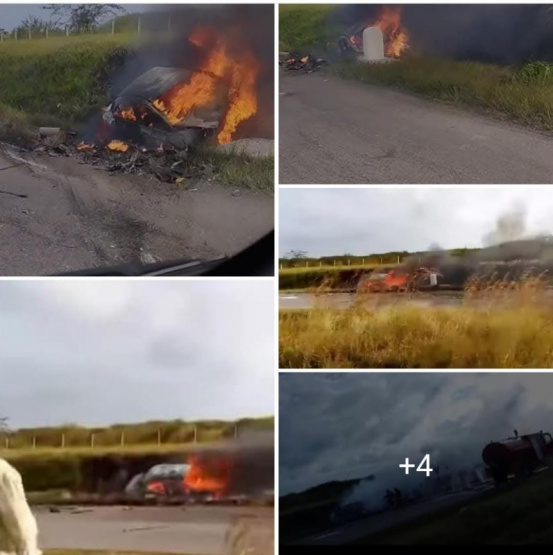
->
[0,3,274,276]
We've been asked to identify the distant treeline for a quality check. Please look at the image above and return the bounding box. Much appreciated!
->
[280,248,480,269]
[2,417,274,450]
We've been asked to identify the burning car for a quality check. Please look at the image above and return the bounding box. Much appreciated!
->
[125,463,191,499]
[83,25,260,153]
[357,267,442,293]
[335,6,409,59]
[99,66,221,151]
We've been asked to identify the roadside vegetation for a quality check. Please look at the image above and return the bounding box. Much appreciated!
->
[279,276,553,369]
[333,58,553,132]
[1,417,273,493]
[280,266,379,291]
[280,4,553,132]
[360,469,553,545]
[0,35,131,129]
[279,4,334,51]
[2,416,273,451]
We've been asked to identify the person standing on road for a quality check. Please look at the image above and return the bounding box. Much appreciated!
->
[0,459,41,555]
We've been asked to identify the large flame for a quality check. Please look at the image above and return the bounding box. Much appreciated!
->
[152,27,259,145]
[371,6,409,58]
[184,455,229,497]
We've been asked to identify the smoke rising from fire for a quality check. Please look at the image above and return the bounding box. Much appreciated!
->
[96,4,273,143]
[483,204,527,247]
[279,374,553,496]
[330,4,553,64]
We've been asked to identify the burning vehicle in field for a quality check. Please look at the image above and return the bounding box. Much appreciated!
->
[125,455,230,502]
[357,267,442,293]
[81,24,261,155]
[335,5,409,59]
[482,430,553,484]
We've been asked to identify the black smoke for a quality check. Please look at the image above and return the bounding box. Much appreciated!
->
[330,4,553,64]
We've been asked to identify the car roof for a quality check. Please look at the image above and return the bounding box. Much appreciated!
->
[117,66,192,102]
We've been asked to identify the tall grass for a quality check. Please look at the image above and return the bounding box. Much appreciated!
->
[279,276,553,368]
[0,35,131,127]
[279,4,336,51]
[333,56,553,131]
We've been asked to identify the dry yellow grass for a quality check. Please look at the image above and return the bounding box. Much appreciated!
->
[279,275,553,368]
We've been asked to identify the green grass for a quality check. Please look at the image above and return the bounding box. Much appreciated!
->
[279,285,553,368]
[3,416,274,451]
[279,4,336,51]
[332,57,553,132]
[0,35,133,127]
[191,149,274,191]
[360,469,553,545]
[279,266,387,291]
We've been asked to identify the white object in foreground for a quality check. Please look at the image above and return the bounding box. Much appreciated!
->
[0,459,41,555]
[362,27,385,61]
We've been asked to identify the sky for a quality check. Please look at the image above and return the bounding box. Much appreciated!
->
[0,281,273,429]
[279,187,553,257]
[0,4,150,30]
[279,373,553,497]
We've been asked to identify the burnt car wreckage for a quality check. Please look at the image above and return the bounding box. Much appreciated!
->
[99,66,221,151]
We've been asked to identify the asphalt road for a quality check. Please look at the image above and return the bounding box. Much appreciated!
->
[280,291,463,310]
[0,146,273,276]
[35,505,273,555]
[279,72,553,184]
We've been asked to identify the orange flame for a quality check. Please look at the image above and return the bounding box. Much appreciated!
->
[107,140,129,152]
[152,26,259,145]
[371,6,409,58]
[77,142,94,151]
[147,481,165,495]
[119,107,137,122]
[184,456,229,497]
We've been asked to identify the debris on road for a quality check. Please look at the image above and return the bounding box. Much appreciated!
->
[280,52,327,73]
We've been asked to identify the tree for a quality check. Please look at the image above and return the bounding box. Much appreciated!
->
[43,4,126,33]
[285,249,308,259]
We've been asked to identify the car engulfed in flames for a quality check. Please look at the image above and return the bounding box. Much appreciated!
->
[337,5,410,59]
[87,25,260,154]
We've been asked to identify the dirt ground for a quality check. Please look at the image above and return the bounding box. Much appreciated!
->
[0,146,273,275]
[35,505,274,555]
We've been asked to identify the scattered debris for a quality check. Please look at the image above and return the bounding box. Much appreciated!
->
[280,52,327,73]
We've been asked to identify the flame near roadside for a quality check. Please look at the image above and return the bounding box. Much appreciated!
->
[371,5,409,58]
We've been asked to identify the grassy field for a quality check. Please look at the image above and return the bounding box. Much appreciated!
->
[360,469,553,544]
[279,265,386,291]
[279,279,553,368]
[280,4,553,132]
[0,34,133,127]
[3,416,274,451]
[279,4,335,51]
[332,58,553,132]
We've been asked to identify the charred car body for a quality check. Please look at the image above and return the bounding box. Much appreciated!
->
[98,66,222,150]
[482,430,553,484]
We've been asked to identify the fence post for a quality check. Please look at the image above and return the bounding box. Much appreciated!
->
[46,28,48,39]
[120,432,124,446]
[65,26,69,37]
[193,426,197,443]
[14,29,17,40]
[137,17,141,34]
[157,429,161,445]
[5,437,8,449]
[111,19,115,35]
[61,434,65,448]
[32,436,36,449]
[91,433,95,448]
[28,27,31,40]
